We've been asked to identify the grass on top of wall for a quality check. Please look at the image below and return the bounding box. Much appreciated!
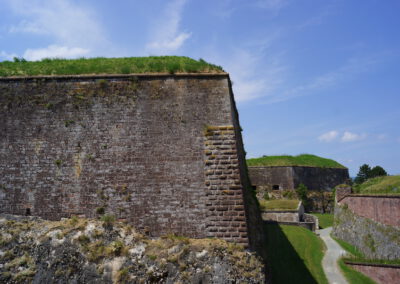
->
[246,154,346,169]
[311,213,334,229]
[260,199,300,211]
[0,56,224,77]
[353,175,400,195]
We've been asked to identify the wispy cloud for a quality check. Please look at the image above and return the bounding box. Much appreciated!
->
[341,131,367,142]
[225,48,286,102]
[4,0,108,59]
[377,134,387,141]
[267,53,387,104]
[23,45,89,61]
[318,130,367,143]
[318,130,339,142]
[0,50,18,61]
[256,0,288,12]
[146,0,191,54]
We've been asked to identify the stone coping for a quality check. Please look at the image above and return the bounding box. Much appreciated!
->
[0,72,229,82]
[348,194,400,199]
[345,260,400,269]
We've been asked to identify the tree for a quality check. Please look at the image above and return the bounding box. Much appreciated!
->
[354,164,371,184]
[296,183,309,209]
[370,166,387,178]
[354,164,388,184]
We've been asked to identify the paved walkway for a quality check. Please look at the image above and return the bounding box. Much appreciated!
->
[318,227,348,284]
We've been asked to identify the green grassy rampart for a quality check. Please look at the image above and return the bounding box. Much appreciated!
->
[0,56,224,77]
[353,175,400,195]
[247,154,346,169]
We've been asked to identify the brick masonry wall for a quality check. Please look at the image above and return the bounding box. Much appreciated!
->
[248,166,349,191]
[203,126,248,245]
[0,74,260,247]
[339,195,400,227]
[346,262,400,284]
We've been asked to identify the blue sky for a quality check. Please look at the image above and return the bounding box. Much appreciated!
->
[1,0,399,176]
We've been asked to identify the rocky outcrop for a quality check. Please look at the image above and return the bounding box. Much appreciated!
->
[0,214,265,283]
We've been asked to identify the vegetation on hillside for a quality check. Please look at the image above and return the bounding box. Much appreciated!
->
[353,175,400,195]
[247,154,346,169]
[0,56,224,77]
[354,164,387,184]
[265,224,328,284]
[259,199,299,211]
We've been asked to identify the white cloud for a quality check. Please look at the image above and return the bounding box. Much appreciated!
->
[146,0,191,54]
[318,130,339,142]
[23,45,89,61]
[341,131,366,142]
[0,50,18,61]
[5,0,108,59]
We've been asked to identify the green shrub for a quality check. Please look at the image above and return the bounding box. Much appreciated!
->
[96,207,105,215]
[101,214,115,229]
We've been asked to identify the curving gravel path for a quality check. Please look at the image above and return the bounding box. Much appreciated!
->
[318,227,348,284]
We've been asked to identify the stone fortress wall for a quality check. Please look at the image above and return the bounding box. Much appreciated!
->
[0,74,263,249]
[248,166,349,191]
[333,187,400,260]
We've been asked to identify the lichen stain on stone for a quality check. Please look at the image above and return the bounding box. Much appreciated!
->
[33,139,43,155]
[74,153,84,178]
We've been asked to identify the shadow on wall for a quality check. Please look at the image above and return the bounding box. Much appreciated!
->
[265,223,318,284]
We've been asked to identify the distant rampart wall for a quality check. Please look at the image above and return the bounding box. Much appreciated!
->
[248,166,349,191]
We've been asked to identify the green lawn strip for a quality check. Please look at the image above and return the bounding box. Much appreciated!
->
[331,236,364,258]
[260,199,299,211]
[337,258,376,284]
[311,213,333,229]
[0,56,224,77]
[265,224,328,284]
[353,175,400,195]
[331,236,396,283]
[247,154,346,168]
